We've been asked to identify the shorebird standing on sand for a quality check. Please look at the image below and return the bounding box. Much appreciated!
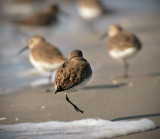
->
[77,0,104,19]
[102,24,142,77]
[14,4,61,26]
[18,35,66,92]
[54,50,92,113]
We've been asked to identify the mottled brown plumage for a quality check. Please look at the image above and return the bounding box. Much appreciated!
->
[31,41,65,64]
[19,35,66,92]
[14,4,59,26]
[108,31,142,51]
[54,50,92,92]
[54,49,92,113]
[106,24,142,77]
[27,35,66,71]
[12,0,42,4]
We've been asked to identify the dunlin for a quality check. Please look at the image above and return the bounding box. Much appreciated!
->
[77,0,104,19]
[103,24,142,77]
[14,4,60,26]
[18,35,66,91]
[12,0,42,4]
[54,49,92,113]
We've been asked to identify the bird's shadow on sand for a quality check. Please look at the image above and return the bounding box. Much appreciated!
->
[149,72,160,77]
[112,113,160,130]
[103,8,117,15]
[84,83,127,90]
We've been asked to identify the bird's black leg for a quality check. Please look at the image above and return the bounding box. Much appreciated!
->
[123,59,129,78]
[46,72,52,92]
[65,93,84,113]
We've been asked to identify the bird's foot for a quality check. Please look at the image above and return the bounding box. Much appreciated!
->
[74,105,84,113]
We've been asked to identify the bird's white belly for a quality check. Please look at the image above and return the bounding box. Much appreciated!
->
[66,75,92,93]
[29,54,62,72]
[109,48,137,60]
[78,7,101,19]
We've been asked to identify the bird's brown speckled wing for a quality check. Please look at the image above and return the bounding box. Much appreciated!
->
[54,58,92,92]
[108,32,142,51]
[16,13,56,26]
[31,42,66,63]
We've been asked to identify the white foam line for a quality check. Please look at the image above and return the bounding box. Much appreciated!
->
[18,68,48,77]
[0,118,156,139]
[29,78,49,87]
[29,71,56,87]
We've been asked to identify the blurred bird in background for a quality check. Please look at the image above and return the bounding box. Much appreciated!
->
[77,0,106,19]
[102,24,142,77]
[18,35,66,92]
[13,4,63,26]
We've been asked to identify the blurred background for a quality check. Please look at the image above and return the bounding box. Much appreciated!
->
[0,0,160,95]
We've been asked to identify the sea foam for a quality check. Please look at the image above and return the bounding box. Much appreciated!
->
[0,118,156,139]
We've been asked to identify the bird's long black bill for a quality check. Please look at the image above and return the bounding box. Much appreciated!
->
[17,46,28,55]
[100,33,108,40]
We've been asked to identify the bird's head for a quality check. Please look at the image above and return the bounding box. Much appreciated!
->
[69,49,83,60]
[108,24,123,37]
[18,35,45,55]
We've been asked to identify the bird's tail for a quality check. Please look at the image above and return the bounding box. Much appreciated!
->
[54,86,63,94]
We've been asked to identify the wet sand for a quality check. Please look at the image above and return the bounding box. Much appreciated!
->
[0,0,160,138]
